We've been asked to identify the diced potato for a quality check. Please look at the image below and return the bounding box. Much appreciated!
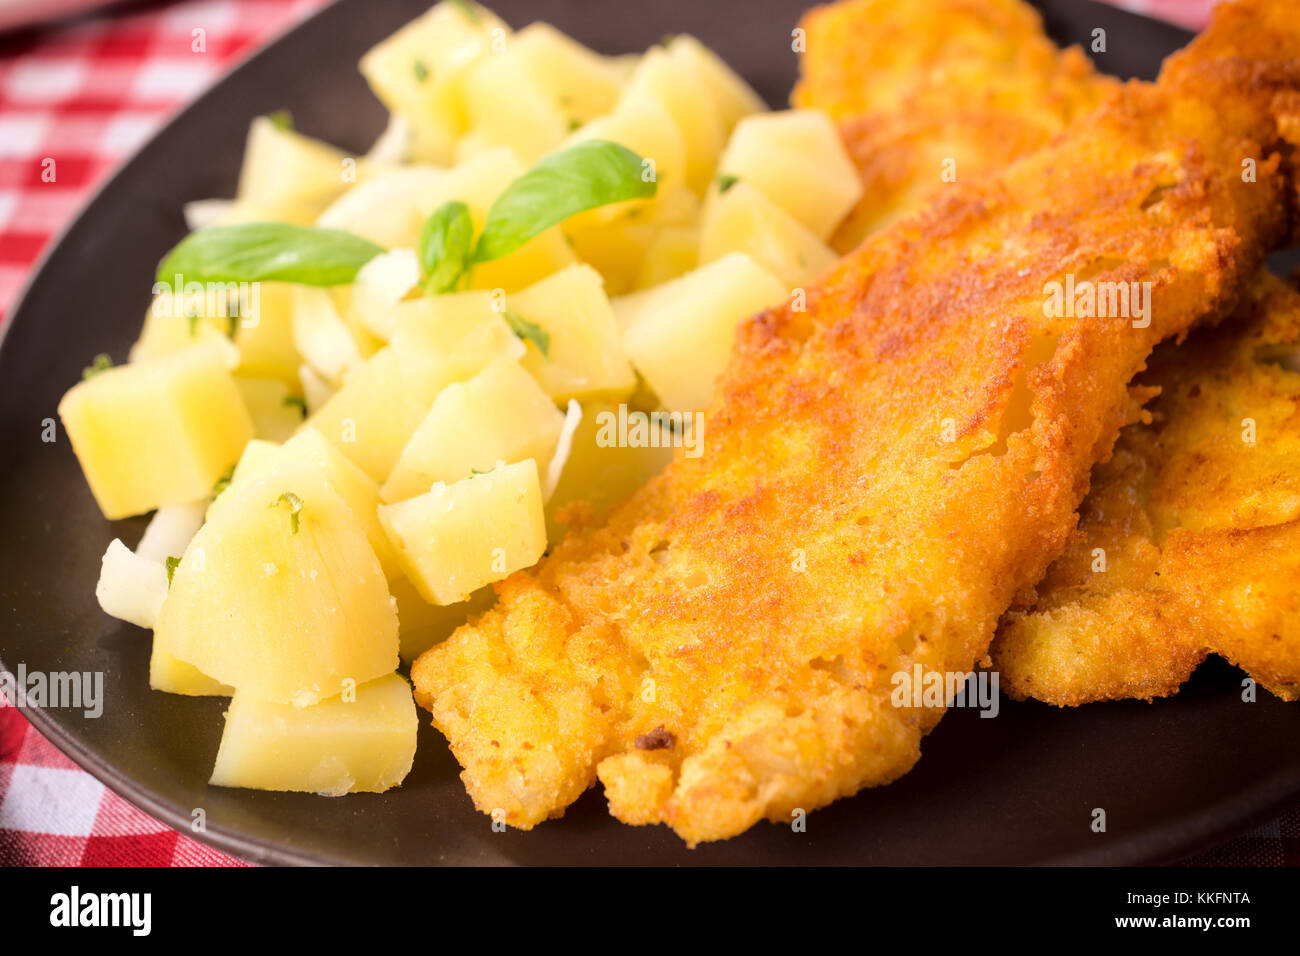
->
[316,165,446,249]
[59,342,254,519]
[235,377,303,443]
[699,181,835,286]
[562,211,657,297]
[636,224,699,289]
[299,363,335,415]
[390,575,494,663]
[133,283,300,392]
[359,1,509,165]
[653,184,702,226]
[459,46,568,164]
[716,110,863,240]
[306,294,522,481]
[622,47,724,194]
[351,248,420,341]
[511,23,625,125]
[136,500,208,563]
[378,459,546,605]
[155,460,398,706]
[215,428,401,581]
[568,88,686,208]
[226,438,282,493]
[235,116,350,218]
[383,357,565,502]
[95,539,168,629]
[665,35,766,133]
[621,252,786,411]
[231,283,301,391]
[210,673,416,795]
[545,400,676,541]
[414,148,578,293]
[150,639,232,697]
[509,264,636,402]
[291,286,369,386]
[130,296,229,364]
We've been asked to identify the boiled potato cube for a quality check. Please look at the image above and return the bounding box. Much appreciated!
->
[622,47,723,194]
[133,283,300,392]
[716,110,862,240]
[390,575,494,663]
[59,343,254,519]
[231,282,301,391]
[665,34,764,132]
[636,224,699,289]
[383,357,566,502]
[564,185,698,295]
[316,165,446,249]
[512,23,624,125]
[359,1,508,164]
[699,180,835,286]
[150,639,232,697]
[568,88,685,209]
[378,459,546,605]
[236,115,349,216]
[155,460,398,706]
[215,428,401,581]
[544,400,676,542]
[621,252,786,411]
[130,296,228,364]
[235,377,303,443]
[306,294,522,481]
[460,46,568,164]
[210,673,417,795]
[510,264,636,402]
[562,208,659,297]
[665,35,765,133]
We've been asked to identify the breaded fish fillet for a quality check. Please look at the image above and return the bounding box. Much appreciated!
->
[792,0,1118,251]
[995,271,1300,704]
[413,0,1300,845]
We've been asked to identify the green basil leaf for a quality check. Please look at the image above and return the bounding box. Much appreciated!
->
[156,223,384,287]
[503,310,550,358]
[418,200,475,294]
[473,139,657,263]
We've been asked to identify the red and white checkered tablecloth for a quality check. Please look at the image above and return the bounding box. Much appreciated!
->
[0,0,328,867]
[0,0,1295,868]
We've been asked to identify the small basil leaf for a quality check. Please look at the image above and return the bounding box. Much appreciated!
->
[473,139,657,263]
[156,223,384,287]
[504,310,550,358]
[418,200,475,294]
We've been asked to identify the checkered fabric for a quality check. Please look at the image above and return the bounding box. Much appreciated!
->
[0,0,328,867]
[0,0,1295,868]
[0,0,327,321]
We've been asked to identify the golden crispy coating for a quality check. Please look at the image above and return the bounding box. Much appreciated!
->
[995,272,1300,703]
[792,0,1118,250]
[413,0,1300,845]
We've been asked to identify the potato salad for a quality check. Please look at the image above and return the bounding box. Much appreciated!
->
[59,0,863,796]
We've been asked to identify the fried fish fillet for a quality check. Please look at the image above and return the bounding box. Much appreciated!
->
[412,0,1300,845]
[994,270,1300,704]
[792,0,1118,251]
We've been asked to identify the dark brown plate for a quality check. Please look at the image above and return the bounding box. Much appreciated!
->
[2,0,1297,866]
